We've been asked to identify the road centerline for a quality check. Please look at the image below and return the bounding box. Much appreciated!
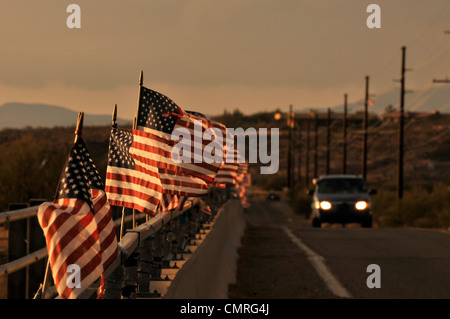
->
[282,226,353,298]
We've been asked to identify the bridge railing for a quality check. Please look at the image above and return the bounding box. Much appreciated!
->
[0,187,232,299]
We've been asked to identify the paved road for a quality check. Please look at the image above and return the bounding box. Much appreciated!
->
[230,199,450,299]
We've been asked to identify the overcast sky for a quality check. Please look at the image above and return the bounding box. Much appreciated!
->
[0,0,448,121]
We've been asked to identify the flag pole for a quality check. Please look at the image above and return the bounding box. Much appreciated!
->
[133,71,144,226]
[120,207,126,240]
[134,70,143,130]
[111,104,128,240]
[135,71,151,223]
[39,257,51,299]
[74,112,84,143]
[120,72,143,235]
[38,112,85,299]
[135,71,150,222]
[112,104,117,128]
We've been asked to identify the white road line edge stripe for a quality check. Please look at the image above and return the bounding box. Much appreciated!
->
[282,226,353,298]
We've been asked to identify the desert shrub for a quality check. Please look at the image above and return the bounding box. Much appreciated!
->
[253,172,286,191]
[289,186,312,217]
[372,183,450,229]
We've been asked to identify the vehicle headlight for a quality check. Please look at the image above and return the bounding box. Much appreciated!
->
[355,201,369,210]
[320,201,332,210]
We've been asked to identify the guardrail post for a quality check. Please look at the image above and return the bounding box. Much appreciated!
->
[137,237,151,294]
[122,252,138,299]
[169,218,182,259]
[136,237,160,298]
[176,214,189,254]
[150,233,164,281]
[27,199,47,299]
[185,208,198,249]
[103,264,124,299]
[7,203,29,299]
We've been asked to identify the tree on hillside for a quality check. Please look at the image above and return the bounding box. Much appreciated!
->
[0,135,68,211]
[384,104,397,114]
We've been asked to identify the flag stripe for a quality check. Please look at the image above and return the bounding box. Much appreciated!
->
[138,111,222,181]
[134,127,219,168]
[106,170,162,193]
[106,196,158,216]
[106,186,160,207]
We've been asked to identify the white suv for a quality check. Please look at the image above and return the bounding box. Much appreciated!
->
[309,175,376,228]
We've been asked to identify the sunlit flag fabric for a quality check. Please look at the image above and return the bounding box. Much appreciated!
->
[136,85,222,183]
[235,162,250,208]
[158,168,208,213]
[211,121,239,187]
[105,127,210,216]
[37,138,118,299]
[161,194,187,212]
[201,204,212,217]
[214,157,239,187]
[105,128,163,216]
[159,168,209,198]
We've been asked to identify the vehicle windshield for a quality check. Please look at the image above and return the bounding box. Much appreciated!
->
[317,178,368,194]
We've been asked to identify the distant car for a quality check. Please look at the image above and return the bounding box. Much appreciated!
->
[266,192,280,201]
[309,175,376,228]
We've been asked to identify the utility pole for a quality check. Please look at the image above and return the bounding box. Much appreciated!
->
[305,118,311,187]
[326,108,331,175]
[313,113,318,178]
[397,46,407,200]
[343,94,348,174]
[297,124,302,185]
[287,105,294,189]
[362,76,369,180]
[292,124,296,190]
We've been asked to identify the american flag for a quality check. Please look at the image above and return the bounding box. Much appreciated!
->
[105,127,211,216]
[211,121,240,187]
[159,168,209,198]
[136,86,222,183]
[235,162,250,208]
[105,128,163,216]
[37,138,118,299]
[214,158,239,187]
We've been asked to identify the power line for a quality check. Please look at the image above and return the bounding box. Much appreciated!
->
[432,78,450,83]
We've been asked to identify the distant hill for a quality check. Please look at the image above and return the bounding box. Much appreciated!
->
[299,85,450,115]
[2,85,448,130]
[0,103,131,130]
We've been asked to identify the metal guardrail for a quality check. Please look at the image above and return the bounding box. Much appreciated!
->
[0,248,47,277]
[0,206,146,299]
[0,206,147,276]
[0,206,39,224]
[0,187,232,299]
